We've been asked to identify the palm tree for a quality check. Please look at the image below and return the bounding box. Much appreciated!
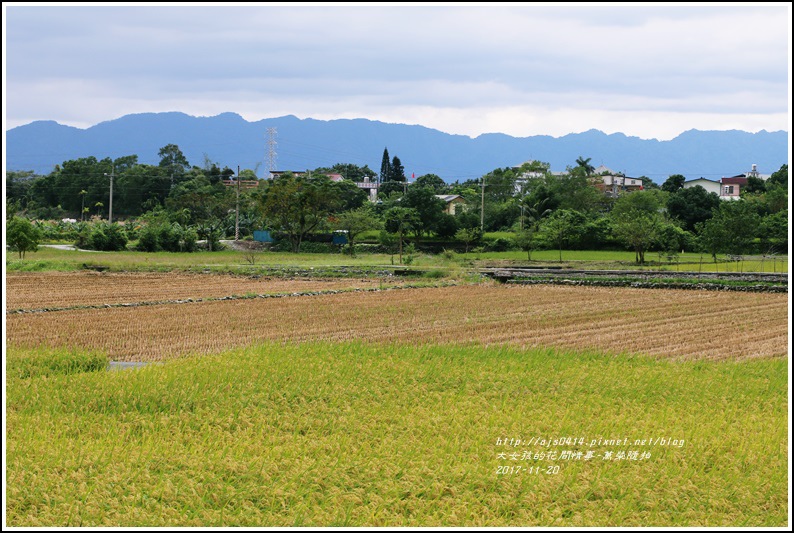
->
[521,197,553,230]
[575,156,595,176]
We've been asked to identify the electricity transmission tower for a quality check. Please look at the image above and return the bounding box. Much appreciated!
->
[266,127,277,177]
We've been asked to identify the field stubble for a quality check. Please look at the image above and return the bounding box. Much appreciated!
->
[5,271,408,310]
[6,282,787,362]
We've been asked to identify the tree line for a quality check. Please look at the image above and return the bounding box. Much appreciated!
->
[5,144,789,263]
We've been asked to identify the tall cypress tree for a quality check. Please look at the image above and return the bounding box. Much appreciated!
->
[390,156,406,182]
[379,148,391,185]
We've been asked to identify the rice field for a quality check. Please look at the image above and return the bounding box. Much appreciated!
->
[4,271,789,526]
[5,271,405,310]
[6,283,788,362]
[5,342,788,527]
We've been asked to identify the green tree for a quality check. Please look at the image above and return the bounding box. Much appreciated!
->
[540,209,585,261]
[611,189,666,218]
[6,216,42,259]
[332,206,380,255]
[5,170,38,213]
[379,148,391,185]
[158,144,190,186]
[330,179,369,212]
[556,168,605,214]
[743,176,766,195]
[388,156,406,183]
[514,228,539,261]
[401,185,445,238]
[258,172,341,253]
[767,164,787,188]
[413,174,448,194]
[611,208,663,264]
[315,163,377,182]
[661,174,686,193]
[695,200,760,263]
[638,176,659,190]
[758,210,788,253]
[575,156,595,176]
[455,226,482,254]
[166,176,233,251]
[666,185,720,232]
[384,206,420,264]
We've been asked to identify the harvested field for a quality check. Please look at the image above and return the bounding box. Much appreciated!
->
[7,284,787,362]
[5,271,404,310]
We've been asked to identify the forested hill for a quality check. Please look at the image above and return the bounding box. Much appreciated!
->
[6,112,788,182]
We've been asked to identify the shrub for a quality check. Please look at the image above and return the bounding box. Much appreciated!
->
[485,237,515,252]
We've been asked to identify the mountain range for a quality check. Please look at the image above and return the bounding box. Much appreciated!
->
[5,112,788,183]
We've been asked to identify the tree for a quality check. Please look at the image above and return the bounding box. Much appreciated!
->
[332,206,380,255]
[556,168,604,214]
[400,185,445,238]
[7,216,42,259]
[330,179,369,212]
[455,226,482,254]
[697,200,760,257]
[6,170,38,213]
[158,144,190,185]
[758,210,788,253]
[540,209,585,261]
[514,228,539,261]
[379,148,391,185]
[388,156,406,183]
[638,176,659,190]
[661,174,686,193]
[666,185,720,232]
[520,197,552,231]
[315,163,377,182]
[482,167,518,204]
[258,172,341,253]
[611,188,667,219]
[414,174,448,194]
[383,207,419,264]
[743,175,766,195]
[575,156,595,176]
[611,208,663,264]
[767,164,787,188]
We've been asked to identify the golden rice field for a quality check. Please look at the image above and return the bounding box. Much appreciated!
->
[6,282,787,362]
[5,271,405,310]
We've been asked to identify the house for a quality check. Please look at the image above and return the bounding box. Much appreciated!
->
[719,176,746,200]
[597,174,644,197]
[435,194,466,215]
[683,176,747,200]
[683,178,722,196]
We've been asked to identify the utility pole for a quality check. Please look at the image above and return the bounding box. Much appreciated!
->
[235,165,240,241]
[104,166,115,224]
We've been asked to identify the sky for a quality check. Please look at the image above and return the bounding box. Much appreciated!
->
[2,2,791,141]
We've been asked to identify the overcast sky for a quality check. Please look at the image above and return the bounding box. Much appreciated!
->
[3,3,791,141]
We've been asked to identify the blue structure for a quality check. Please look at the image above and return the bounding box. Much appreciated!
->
[332,230,348,245]
[253,230,274,243]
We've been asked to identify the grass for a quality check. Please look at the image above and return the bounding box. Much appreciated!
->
[5,342,787,527]
[8,247,787,274]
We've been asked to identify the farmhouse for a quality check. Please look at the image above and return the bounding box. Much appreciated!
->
[683,177,722,196]
[435,194,466,215]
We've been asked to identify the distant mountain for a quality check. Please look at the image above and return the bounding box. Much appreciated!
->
[5,112,788,182]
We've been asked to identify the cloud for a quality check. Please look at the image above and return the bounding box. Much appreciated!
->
[4,4,790,139]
